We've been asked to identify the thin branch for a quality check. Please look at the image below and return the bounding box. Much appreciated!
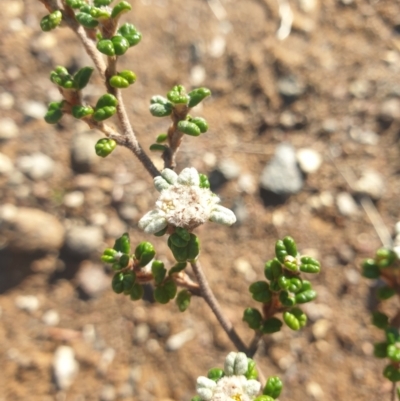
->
[190,260,248,354]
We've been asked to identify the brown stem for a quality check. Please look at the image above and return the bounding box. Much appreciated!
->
[190,260,249,354]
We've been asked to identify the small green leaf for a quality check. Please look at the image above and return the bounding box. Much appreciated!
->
[275,239,287,263]
[260,317,283,334]
[130,283,144,300]
[361,258,380,279]
[149,103,173,117]
[156,133,168,143]
[176,289,191,312]
[90,7,110,19]
[288,277,303,293]
[387,344,400,363]
[383,365,400,382]
[66,0,86,8]
[113,233,130,254]
[118,70,136,84]
[249,281,272,303]
[72,105,94,119]
[175,227,191,241]
[170,233,189,248]
[122,271,136,292]
[187,87,211,108]
[279,291,296,307]
[243,307,262,330]
[263,376,283,399]
[118,23,142,46]
[44,102,63,124]
[169,262,187,275]
[40,10,63,32]
[97,39,115,56]
[76,12,99,29]
[199,173,210,189]
[190,117,208,133]
[95,138,117,158]
[372,311,389,329]
[254,396,274,401]
[300,256,321,273]
[96,94,118,109]
[178,120,201,136]
[374,342,388,358]
[93,106,116,121]
[167,85,189,104]
[187,234,200,260]
[111,35,130,56]
[109,75,130,88]
[283,308,307,331]
[245,359,258,380]
[149,144,168,152]
[295,289,317,304]
[112,272,124,294]
[378,286,396,300]
[94,0,113,6]
[101,248,117,263]
[151,260,166,285]
[111,1,132,18]
[135,242,156,267]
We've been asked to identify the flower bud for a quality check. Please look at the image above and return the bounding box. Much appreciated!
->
[40,10,62,32]
[283,308,307,331]
[119,70,136,84]
[199,173,210,189]
[113,233,130,254]
[97,39,115,56]
[112,35,130,55]
[167,85,189,104]
[188,88,211,108]
[73,67,94,90]
[118,23,142,46]
[207,368,224,381]
[76,12,99,29]
[72,105,94,119]
[176,289,191,312]
[111,1,132,19]
[151,260,166,284]
[260,317,283,334]
[263,376,283,399]
[243,307,262,330]
[249,281,272,303]
[95,138,117,157]
[134,241,156,267]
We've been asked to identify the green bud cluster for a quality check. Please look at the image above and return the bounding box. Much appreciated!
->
[167,229,200,262]
[93,93,118,121]
[95,138,117,157]
[50,66,94,90]
[109,70,136,88]
[362,248,399,283]
[243,236,320,333]
[40,10,62,32]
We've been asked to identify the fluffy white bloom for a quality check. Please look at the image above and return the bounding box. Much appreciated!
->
[138,167,236,234]
[196,352,261,401]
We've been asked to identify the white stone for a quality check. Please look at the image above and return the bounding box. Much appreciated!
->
[165,328,195,351]
[209,36,226,58]
[0,92,15,110]
[63,191,85,208]
[336,192,358,216]
[355,169,385,200]
[296,148,322,174]
[53,346,79,390]
[312,319,331,340]
[65,226,104,257]
[190,65,206,86]
[306,382,324,399]
[21,100,47,120]
[15,295,40,312]
[0,118,18,139]
[42,309,60,326]
[0,153,14,175]
[17,152,55,180]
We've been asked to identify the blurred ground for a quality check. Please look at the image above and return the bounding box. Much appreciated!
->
[1,0,400,400]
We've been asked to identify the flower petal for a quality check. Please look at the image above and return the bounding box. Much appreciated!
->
[178,167,200,186]
[154,176,170,192]
[243,380,261,397]
[138,210,168,234]
[161,168,178,184]
[209,205,236,226]
[197,376,217,401]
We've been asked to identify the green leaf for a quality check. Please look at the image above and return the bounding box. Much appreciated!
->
[96,94,118,109]
[130,283,144,300]
[199,173,210,189]
[387,344,400,363]
[245,359,258,380]
[135,242,156,267]
[101,248,117,263]
[372,311,389,329]
[112,272,124,294]
[176,289,191,312]
[187,234,200,260]
[374,342,388,358]
[295,289,317,304]
[149,144,167,152]
[300,256,321,273]
[278,275,290,290]
[109,75,130,88]
[150,95,171,105]
[94,138,117,157]
[249,281,272,303]
[254,396,274,401]
[90,7,110,19]
[118,70,136,84]
[72,105,94,119]
[151,260,166,285]
[76,12,99,29]
[260,317,283,334]
[118,23,142,46]
[170,233,189,248]
[279,291,296,307]
[113,233,130,254]
[169,262,187,275]
[275,239,287,263]
[178,120,201,136]
[44,102,63,124]
[207,368,224,381]
[111,1,132,18]
[94,0,113,6]
[243,307,262,330]
[263,376,283,399]
[97,39,115,56]
[383,365,400,382]
[288,277,303,293]
[361,258,380,279]
[175,227,191,241]
[156,133,168,143]
[378,286,396,300]
[122,271,136,292]
[283,308,307,331]
[40,10,63,32]
[376,248,398,268]
[167,85,189,104]
[386,328,400,345]
[187,87,211,108]
[66,0,86,8]
[190,117,208,133]
[111,35,130,56]
[93,106,116,121]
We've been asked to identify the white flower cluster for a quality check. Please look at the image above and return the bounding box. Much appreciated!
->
[196,352,261,401]
[138,168,236,234]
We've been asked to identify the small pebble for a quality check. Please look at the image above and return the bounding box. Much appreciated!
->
[349,127,379,145]
[0,118,18,139]
[0,92,15,110]
[378,98,400,123]
[209,36,226,58]
[42,309,60,326]
[190,65,206,86]
[277,76,305,100]
[65,226,104,257]
[237,173,256,194]
[70,133,99,171]
[63,191,85,208]
[17,152,55,180]
[233,258,257,282]
[218,159,241,180]
[134,323,150,344]
[15,295,40,312]
[354,169,385,200]
[306,382,324,399]
[76,262,109,297]
[165,328,195,351]
[53,346,79,390]
[336,192,358,216]
[312,319,331,340]
[100,385,116,401]
[296,148,322,174]
[21,100,47,120]
[0,153,14,175]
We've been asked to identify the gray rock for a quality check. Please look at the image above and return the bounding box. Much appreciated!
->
[354,169,385,200]
[70,133,99,172]
[65,225,104,257]
[21,100,47,120]
[277,76,305,100]
[0,205,65,252]
[260,143,303,195]
[76,262,109,297]
[0,118,18,139]
[17,152,55,180]
[218,159,241,180]
[52,346,79,390]
[0,153,14,175]
[378,98,400,124]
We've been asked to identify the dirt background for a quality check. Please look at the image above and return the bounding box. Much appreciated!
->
[1,0,400,400]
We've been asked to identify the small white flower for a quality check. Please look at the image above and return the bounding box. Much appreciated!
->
[138,167,236,234]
